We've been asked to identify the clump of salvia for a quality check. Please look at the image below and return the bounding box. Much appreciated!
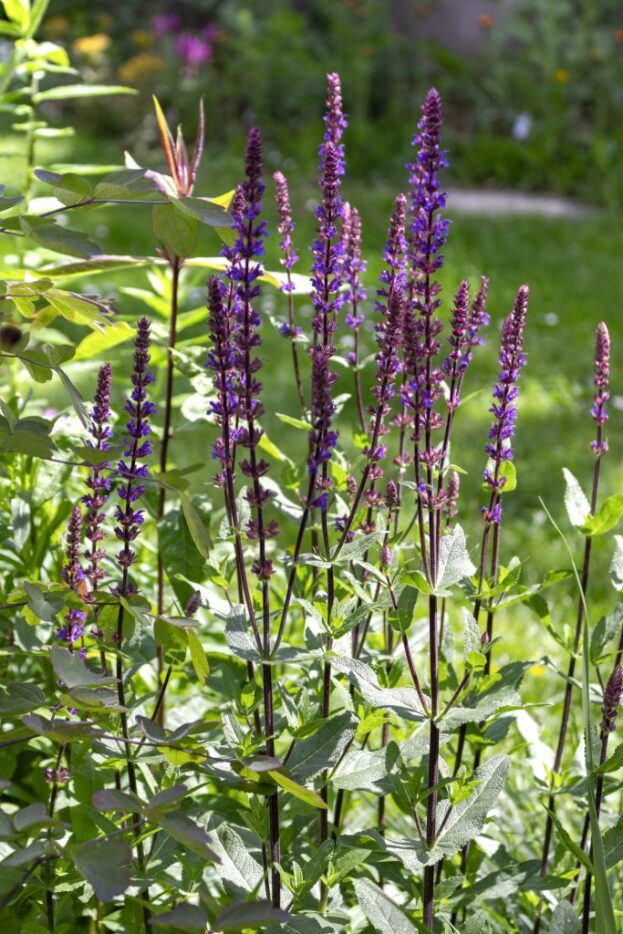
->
[7,72,622,934]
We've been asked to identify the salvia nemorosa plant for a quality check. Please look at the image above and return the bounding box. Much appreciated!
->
[1,72,622,934]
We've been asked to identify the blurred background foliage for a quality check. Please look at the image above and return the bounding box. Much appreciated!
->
[8,0,623,204]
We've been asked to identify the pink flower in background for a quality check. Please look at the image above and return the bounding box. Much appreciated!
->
[175,33,213,67]
[152,13,182,39]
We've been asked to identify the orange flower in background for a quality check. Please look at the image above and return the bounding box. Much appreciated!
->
[43,15,70,38]
[478,14,494,29]
[615,28,623,43]
[415,3,430,18]
[554,68,570,84]
[119,53,164,86]
[132,30,154,50]
[73,33,111,57]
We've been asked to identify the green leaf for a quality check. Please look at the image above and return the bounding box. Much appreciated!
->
[0,0,29,30]
[153,904,208,932]
[179,492,212,559]
[0,682,45,717]
[71,837,132,902]
[34,84,137,102]
[551,900,580,933]
[187,629,209,684]
[73,321,134,361]
[22,713,101,743]
[610,536,623,591]
[268,771,328,809]
[214,901,294,931]
[437,524,476,590]
[154,814,220,861]
[288,711,357,783]
[209,825,263,892]
[330,656,426,722]
[152,202,199,258]
[433,755,510,860]
[23,582,64,621]
[20,215,101,259]
[275,412,311,431]
[548,809,593,872]
[154,618,188,669]
[581,494,623,537]
[52,173,92,207]
[50,645,116,690]
[563,468,590,527]
[392,585,418,633]
[176,196,232,227]
[463,910,491,934]
[158,507,206,607]
[353,877,415,934]
[92,789,143,813]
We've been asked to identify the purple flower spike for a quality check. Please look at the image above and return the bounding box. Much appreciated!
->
[57,506,87,648]
[114,317,155,582]
[206,275,237,480]
[82,363,112,591]
[482,285,529,515]
[341,203,366,327]
[227,129,279,554]
[445,470,460,519]
[374,194,407,410]
[408,88,449,281]
[273,171,299,287]
[601,663,623,735]
[309,345,339,480]
[320,72,347,175]
[591,321,610,455]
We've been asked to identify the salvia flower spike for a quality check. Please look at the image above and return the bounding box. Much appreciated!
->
[591,320,610,455]
[82,362,113,592]
[601,663,623,736]
[482,284,529,522]
[114,316,155,588]
[57,506,87,650]
[273,170,299,288]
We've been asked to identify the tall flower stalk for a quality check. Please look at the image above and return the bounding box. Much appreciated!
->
[273,170,305,412]
[402,87,449,929]
[535,323,610,925]
[113,316,155,933]
[152,100,205,723]
[340,201,367,432]
[220,127,282,908]
[82,362,113,668]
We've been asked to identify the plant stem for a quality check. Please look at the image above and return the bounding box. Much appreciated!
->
[155,255,182,726]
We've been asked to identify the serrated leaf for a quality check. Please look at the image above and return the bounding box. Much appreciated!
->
[437,524,476,590]
[330,656,426,722]
[551,900,580,933]
[563,468,590,527]
[353,877,415,934]
[610,536,623,591]
[288,711,357,783]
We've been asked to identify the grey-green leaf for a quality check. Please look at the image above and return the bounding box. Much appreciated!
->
[353,877,416,934]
